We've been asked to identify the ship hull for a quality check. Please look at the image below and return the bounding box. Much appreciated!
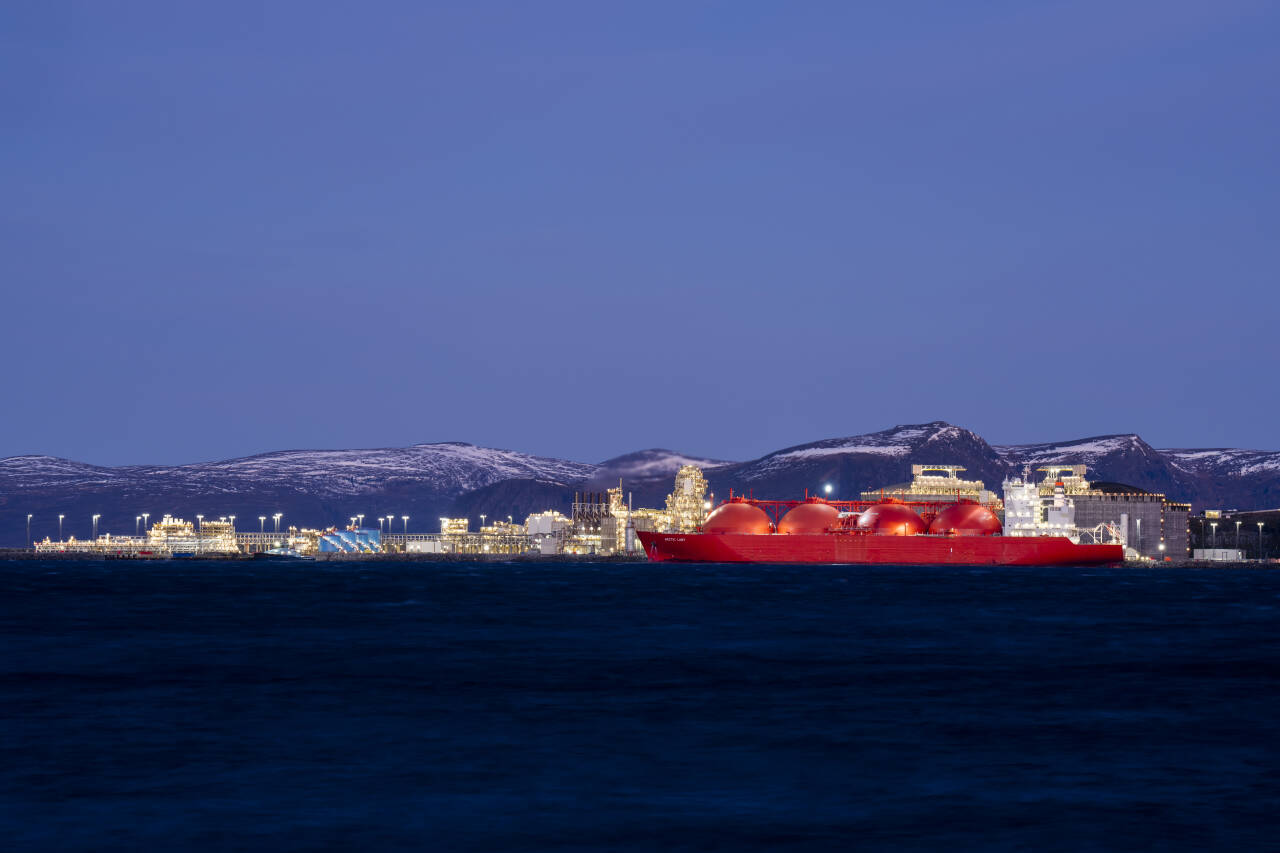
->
[637,531,1122,566]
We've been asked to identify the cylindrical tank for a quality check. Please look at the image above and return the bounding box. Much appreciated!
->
[703,500,773,535]
[857,502,925,536]
[928,501,1002,536]
[777,499,840,535]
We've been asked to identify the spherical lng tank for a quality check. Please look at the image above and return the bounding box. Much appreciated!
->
[777,499,840,534]
[703,500,774,534]
[857,502,925,536]
[928,501,1002,536]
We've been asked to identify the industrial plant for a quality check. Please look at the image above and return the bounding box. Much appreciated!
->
[31,465,715,560]
[30,454,1266,564]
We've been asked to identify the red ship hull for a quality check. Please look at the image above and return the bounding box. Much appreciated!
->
[637,531,1123,566]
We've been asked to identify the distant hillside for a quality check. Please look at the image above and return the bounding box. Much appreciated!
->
[994,434,1195,501]
[706,423,1008,503]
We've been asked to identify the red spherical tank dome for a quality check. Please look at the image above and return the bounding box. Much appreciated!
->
[928,501,1002,536]
[778,499,840,535]
[857,502,925,536]
[703,500,774,535]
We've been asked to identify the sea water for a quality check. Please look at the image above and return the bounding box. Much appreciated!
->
[2,560,1278,850]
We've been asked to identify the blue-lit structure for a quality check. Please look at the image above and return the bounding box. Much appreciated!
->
[318,528,382,553]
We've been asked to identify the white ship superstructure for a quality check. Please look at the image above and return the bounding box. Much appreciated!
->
[1003,467,1078,540]
[1001,466,1129,552]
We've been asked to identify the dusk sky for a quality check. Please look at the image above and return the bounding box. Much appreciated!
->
[4,1,1278,466]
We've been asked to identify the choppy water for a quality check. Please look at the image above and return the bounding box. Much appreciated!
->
[2,560,1278,851]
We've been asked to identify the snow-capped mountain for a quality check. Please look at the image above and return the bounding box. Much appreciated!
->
[709,423,1011,502]
[0,442,593,498]
[1163,448,1280,479]
[1160,447,1280,509]
[993,435,1155,467]
[169,442,594,497]
[0,456,134,492]
[993,434,1193,500]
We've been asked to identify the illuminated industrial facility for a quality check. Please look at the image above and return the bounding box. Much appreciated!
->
[35,514,240,557]
[23,457,1191,562]
[860,465,997,504]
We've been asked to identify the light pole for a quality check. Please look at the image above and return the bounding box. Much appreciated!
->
[378,517,384,535]
[259,516,266,534]
[142,513,149,534]
[1259,522,1265,559]
[386,515,394,534]
[1158,542,1165,560]
[823,484,833,496]
[92,514,100,540]
[273,513,282,534]
[58,514,64,541]
[480,514,486,529]
[357,514,364,529]
[27,514,32,545]
[229,515,235,531]
[403,515,409,535]
[197,514,203,532]
[1210,521,1218,549]
[1236,521,1242,551]
[135,516,141,537]
[1136,517,1141,553]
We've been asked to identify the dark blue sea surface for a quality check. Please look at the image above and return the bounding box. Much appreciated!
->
[2,560,1278,851]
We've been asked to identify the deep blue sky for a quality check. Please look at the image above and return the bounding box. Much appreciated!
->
[4,1,1278,466]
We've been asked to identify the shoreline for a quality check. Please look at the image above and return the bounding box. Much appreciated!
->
[0,548,1274,568]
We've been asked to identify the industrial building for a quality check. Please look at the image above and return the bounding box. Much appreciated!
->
[861,465,998,504]
[402,517,532,555]
[564,466,712,556]
[1002,466,1187,560]
[665,465,711,532]
[35,514,241,557]
[317,528,382,553]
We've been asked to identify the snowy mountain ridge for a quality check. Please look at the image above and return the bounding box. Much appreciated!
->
[0,442,596,498]
[1161,448,1280,478]
[743,422,986,479]
[5,426,1276,499]
[993,434,1154,466]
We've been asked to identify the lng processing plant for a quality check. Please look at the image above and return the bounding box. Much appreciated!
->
[25,462,1214,563]
[31,465,714,560]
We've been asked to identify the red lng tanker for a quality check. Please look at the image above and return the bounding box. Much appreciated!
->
[637,496,1123,566]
